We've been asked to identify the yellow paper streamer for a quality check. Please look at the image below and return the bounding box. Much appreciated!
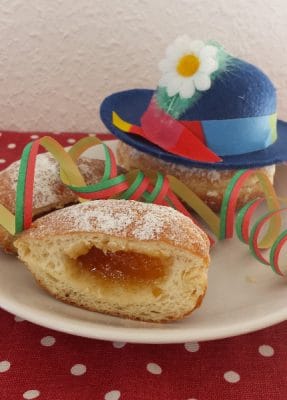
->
[255,171,281,248]
[39,137,86,187]
[68,136,103,161]
[0,205,15,235]
[167,175,221,236]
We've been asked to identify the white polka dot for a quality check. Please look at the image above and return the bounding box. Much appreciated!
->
[40,336,56,347]
[30,134,39,139]
[0,361,11,372]
[53,132,61,135]
[67,138,76,144]
[14,315,25,322]
[23,390,40,399]
[224,370,240,383]
[146,362,162,375]
[7,143,16,149]
[70,364,87,376]
[0,159,6,164]
[112,341,126,349]
[259,344,274,357]
[104,390,121,400]
[184,342,200,352]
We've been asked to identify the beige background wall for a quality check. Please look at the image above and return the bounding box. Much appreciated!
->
[0,0,286,132]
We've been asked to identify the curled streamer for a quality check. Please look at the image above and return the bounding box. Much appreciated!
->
[1,135,287,276]
[0,136,198,239]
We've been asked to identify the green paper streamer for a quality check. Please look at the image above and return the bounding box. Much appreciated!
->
[120,171,146,200]
[235,199,259,243]
[143,173,164,203]
[68,174,127,194]
[219,169,248,239]
[15,143,33,233]
[269,229,287,275]
[248,212,271,265]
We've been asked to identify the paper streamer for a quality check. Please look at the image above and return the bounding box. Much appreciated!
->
[219,171,286,276]
[219,169,281,243]
[236,198,264,244]
[0,136,203,238]
[14,137,89,233]
[1,135,287,276]
[270,226,287,276]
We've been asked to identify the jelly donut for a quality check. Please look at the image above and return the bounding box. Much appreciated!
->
[116,141,276,213]
[0,153,124,253]
[15,199,210,322]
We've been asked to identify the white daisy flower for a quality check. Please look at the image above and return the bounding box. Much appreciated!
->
[158,35,219,99]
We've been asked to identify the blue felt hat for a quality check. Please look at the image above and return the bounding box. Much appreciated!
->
[100,37,287,169]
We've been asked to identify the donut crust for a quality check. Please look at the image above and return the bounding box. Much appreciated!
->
[116,141,276,212]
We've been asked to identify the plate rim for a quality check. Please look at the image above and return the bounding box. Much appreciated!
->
[1,292,286,344]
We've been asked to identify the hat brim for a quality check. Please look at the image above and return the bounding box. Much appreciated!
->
[100,89,287,170]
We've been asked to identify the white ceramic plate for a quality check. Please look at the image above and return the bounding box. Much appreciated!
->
[0,141,286,343]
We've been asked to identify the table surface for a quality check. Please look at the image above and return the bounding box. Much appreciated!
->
[0,131,286,400]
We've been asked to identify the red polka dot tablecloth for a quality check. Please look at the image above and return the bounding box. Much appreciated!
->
[0,132,286,400]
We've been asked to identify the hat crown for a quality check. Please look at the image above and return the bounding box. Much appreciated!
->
[179,58,276,121]
[180,59,276,120]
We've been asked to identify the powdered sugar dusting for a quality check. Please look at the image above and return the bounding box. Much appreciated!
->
[7,153,60,209]
[124,143,223,182]
[133,210,169,240]
[77,162,93,178]
[207,170,220,182]
[68,203,136,234]
[28,200,209,256]
[118,142,275,184]
[206,190,219,197]
[2,153,107,212]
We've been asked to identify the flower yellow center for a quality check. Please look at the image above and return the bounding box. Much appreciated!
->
[176,54,200,77]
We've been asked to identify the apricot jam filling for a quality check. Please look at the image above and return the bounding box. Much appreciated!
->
[76,247,170,284]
